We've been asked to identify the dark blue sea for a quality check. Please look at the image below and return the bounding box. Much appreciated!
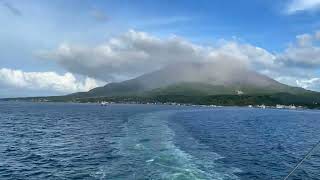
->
[1,102,320,180]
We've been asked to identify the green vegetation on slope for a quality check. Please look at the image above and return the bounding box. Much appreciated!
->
[3,91,320,109]
[2,73,320,108]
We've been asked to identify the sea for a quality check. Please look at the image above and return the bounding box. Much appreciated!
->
[0,102,320,180]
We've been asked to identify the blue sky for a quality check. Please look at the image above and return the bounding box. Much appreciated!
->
[1,0,320,97]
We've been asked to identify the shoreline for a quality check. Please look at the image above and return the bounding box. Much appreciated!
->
[0,99,311,110]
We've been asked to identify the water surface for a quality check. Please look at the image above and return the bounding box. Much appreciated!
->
[0,102,320,179]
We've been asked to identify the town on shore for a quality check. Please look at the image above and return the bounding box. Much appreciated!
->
[99,101,305,110]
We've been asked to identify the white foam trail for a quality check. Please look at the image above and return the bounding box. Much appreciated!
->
[101,110,240,179]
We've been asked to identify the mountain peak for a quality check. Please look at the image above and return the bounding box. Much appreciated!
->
[132,61,279,89]
[74,61,304,98]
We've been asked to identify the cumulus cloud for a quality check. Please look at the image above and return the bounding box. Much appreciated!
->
[287,0,320,14]
[276,31,320,67]
[0,68,105,94]
[262,31,320,89]
[296,78,320,89]
[275,76,320,91]
[39,30,276,81]
[209,41,276,70]
[37,29,320,91]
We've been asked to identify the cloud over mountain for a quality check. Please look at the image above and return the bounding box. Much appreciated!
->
[39,30,277,81]
[36,29,320,91]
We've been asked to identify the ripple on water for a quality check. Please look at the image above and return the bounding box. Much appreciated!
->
[3,103,319,179]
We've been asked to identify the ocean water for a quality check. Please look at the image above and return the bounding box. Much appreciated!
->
[0,102,320,180]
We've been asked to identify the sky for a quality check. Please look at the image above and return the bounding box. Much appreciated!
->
[1,0,320,97]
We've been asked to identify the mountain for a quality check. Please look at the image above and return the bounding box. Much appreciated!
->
[3,61,320,108]
[69,61,310,98]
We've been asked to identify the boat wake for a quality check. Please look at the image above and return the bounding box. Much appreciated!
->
[96,110,240,179]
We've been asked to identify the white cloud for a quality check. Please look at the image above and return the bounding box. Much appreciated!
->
[276,76,320,91]
[0,68,105,94]
[39,30,275,82]
[296,33,313,46]
[209,41,276,70]
[37,29,320,91]
[296,77,320,90]
[287,0,320,14]
[276,31,320,67]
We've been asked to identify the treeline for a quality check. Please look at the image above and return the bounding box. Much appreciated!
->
[2,93,320,108]
[67,93,320,108]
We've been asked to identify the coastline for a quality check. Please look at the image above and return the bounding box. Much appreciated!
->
[0,98,311,110]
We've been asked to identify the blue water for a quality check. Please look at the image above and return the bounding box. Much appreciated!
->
[1,102,320,179]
